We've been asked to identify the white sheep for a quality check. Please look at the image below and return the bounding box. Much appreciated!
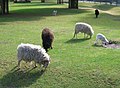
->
[52,10,57,16]
[17,43,50,69]
[73,22,94,39]
[94,33,109,45]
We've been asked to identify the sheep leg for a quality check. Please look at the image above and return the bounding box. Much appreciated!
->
[95,38,99,45]
[76,34,77,39]
[96,15,98,18]
[73,32,76,38]
[90,35,91,39]
[46,49,48,52]
[84,33,86,38]
[87,35,89,38]
[17,60,21,68]
[84,33,88,38]
[51,46,53,49]
[34,61,37,68]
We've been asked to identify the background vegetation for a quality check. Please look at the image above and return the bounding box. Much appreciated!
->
[0,1,120,88]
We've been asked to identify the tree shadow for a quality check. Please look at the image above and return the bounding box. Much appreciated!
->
[11,2,58,7]
[0,66,45,88]
[65,38,90,44]
[0,3,89,23]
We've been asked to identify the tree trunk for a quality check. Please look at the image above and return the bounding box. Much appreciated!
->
[14,0,31,3]
[6,0,9,14]
[69,0,78,9]
[1,0,5,14]
[14,0,17,3]
[1,0,9,14]
[41,0,45,3]
[57,0,63,4]
[0,0,3,14]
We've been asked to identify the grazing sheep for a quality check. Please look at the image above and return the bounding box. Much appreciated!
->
[52,10,57,16]
[73,22,94,39]
[42,28,54,52]
[17,43,50,69]
[95,9,99,18]
[94,33,109,45]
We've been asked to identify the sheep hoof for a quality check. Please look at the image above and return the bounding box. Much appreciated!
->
[94,43,97,46]
[14,67,20,72]
[17,65,20,69]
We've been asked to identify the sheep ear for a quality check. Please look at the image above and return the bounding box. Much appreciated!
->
[43,55,46,59]
[43,55,45,58]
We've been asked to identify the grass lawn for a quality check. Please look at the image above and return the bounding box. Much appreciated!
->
[0,1,120,88]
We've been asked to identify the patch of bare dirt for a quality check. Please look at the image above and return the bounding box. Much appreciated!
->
[103,44,120,49]
[103,40,120,49]
[79,7,119,15]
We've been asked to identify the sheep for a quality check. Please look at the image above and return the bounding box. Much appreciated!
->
[52,10,57,16]
[95,9,99,18]
[17,43,50,69]
[94,33,109,45]
[73,22,94,39]
[41,28,54,52]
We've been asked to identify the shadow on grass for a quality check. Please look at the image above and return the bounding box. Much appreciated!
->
[0,8,82,22]
[11,2,58,7]
[65,38,90,43]
[0,66,45,88]
[0,3,89,23]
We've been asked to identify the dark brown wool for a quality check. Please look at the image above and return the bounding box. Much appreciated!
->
[41,28,54,52]
[95,9,99,18]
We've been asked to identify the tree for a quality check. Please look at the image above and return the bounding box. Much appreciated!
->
[57,0,63,4]
[6,0,9,14]
[14,0,31,3]
[0,0,9,14]
[41,0,45,3]
[69,0,78,9]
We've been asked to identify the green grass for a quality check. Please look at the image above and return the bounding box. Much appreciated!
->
[0,1,120,88]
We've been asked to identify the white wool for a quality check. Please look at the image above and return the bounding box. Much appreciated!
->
[95,33,109,45]
[52,10,57,16]
[17,43,50,68]
[73,22,94,38]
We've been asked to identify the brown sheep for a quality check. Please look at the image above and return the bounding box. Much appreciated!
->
[41,28,54,52]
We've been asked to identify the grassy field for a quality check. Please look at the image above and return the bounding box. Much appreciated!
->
[0,1,120,88]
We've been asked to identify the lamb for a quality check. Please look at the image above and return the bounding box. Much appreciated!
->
[41,28,54,52]
[95,9,99,18]
[52,10,57,16]
[17,43,50,69]
[73,22,94,39]
[94,33,109,45]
